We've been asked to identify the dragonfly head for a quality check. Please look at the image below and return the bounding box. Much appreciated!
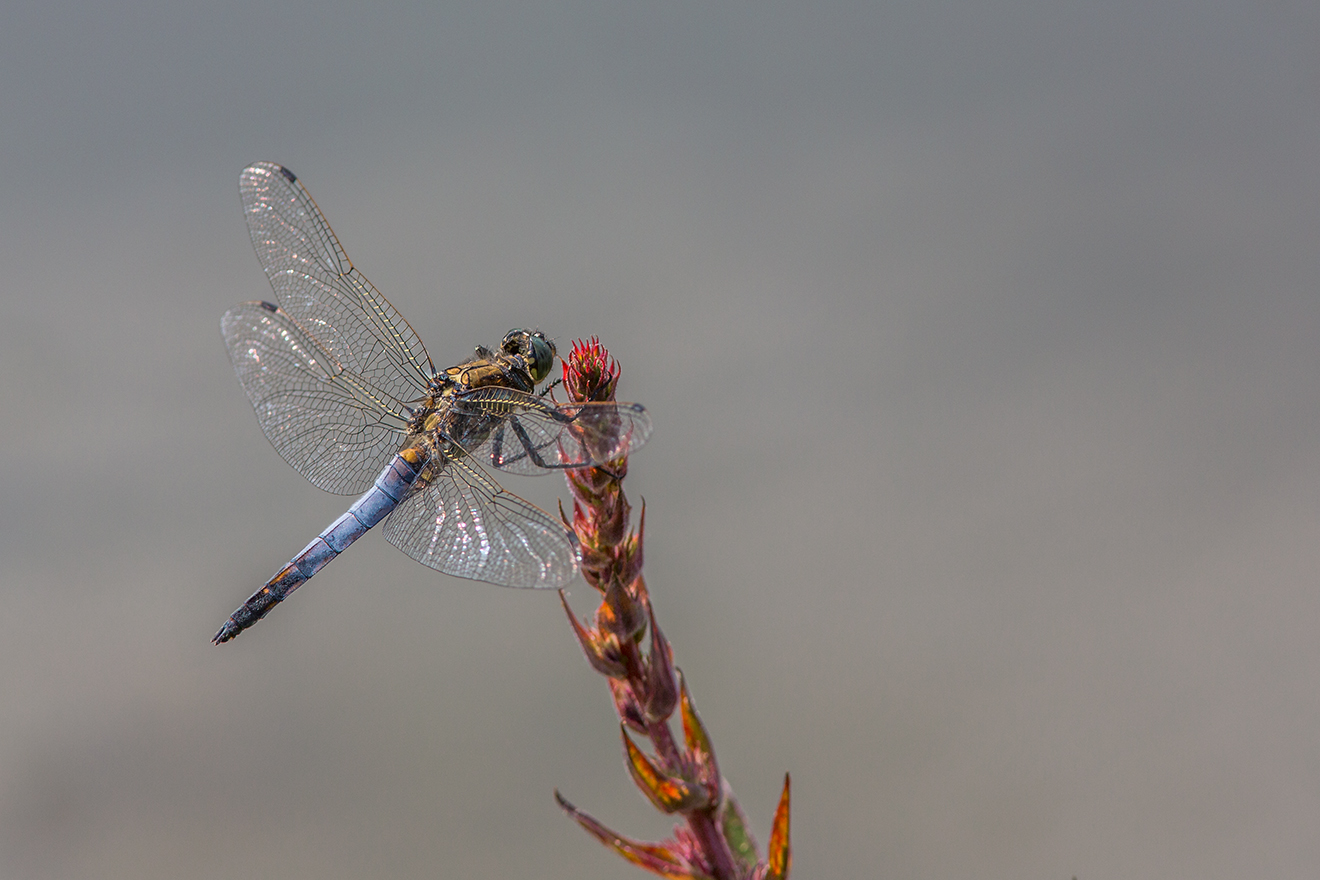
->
[502,329,556,384]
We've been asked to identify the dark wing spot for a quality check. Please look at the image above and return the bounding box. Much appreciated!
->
[259,301,279,312]
[279,166,297,183]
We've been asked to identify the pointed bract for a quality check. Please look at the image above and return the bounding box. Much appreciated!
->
[595,486,631,544]
[645,606,679,722]
[619,503,646,585]
[679,672,721,800]
[599,577,648,643]
[766,774,791,880]
[622,726,708,813]
[554,790,713,880]
[560,591,627,678]
[610,677,650,734]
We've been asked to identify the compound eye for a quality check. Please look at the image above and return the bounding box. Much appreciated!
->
[526,334,555,383]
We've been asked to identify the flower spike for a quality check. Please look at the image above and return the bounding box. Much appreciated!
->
[556,336,789,880]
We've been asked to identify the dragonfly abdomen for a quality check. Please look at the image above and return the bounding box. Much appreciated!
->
[213,449,426,643]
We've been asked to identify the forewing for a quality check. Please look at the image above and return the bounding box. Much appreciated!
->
[455,389,653,476]
[382,457,579,588]
[239,162,434,402]
[222,301,412,494]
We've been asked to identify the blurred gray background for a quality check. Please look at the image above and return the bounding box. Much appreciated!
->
[1,2,1317,878]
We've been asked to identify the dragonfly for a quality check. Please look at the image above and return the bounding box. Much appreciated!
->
[213,162,651,643]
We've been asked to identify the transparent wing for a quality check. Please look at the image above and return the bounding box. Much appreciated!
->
[381,457,579,588]
[222,301,412,494]
[239,162,435,402]
[454,388,653,476]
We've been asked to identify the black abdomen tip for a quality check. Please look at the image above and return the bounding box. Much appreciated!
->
[213,620,239,644]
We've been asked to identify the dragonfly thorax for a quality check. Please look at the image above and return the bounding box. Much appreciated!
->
[406,335,551,440]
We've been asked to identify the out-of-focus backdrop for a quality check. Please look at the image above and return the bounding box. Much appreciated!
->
[2,3,1317,878]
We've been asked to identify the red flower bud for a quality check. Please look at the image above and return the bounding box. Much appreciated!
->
[563,337,621,403]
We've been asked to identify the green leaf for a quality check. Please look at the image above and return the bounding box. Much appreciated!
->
[719,791,759,873]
